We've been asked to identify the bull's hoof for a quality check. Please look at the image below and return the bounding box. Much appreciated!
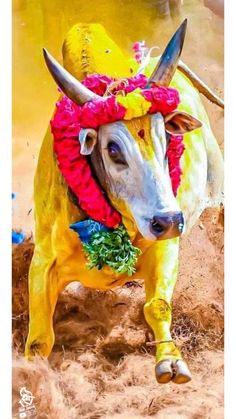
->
[155,359,191,385]
[155,360,173,383]
[172,359,192,384]
[25,333,55,359]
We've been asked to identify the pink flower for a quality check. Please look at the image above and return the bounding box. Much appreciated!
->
[132,42,142,51]
[142,86,180,115]
[78,96,126,129]
[112,74,148,94]
[132,41,146,63]
[82,74,114,96]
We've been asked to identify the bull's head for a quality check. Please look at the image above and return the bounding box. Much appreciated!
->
[44,20,202,241]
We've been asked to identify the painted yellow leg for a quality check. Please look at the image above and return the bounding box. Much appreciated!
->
[25,252,59,358]
[141,238,191,384]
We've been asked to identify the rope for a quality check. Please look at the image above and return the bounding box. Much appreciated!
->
[146,339,173,347]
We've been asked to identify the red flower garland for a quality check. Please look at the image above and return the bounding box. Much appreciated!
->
[51,74,184,228]
[52,97,122,227]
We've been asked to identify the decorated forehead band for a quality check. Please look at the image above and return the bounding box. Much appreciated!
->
[52,73,180,134]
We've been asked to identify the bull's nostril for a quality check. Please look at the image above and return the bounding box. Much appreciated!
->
[151,219,165,234]
[152,221,164,233]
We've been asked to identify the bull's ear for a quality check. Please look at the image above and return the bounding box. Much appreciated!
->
[79,128,98,155]
[164,111,202,135]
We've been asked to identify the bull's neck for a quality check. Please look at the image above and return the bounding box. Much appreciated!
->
[107,193,139,242]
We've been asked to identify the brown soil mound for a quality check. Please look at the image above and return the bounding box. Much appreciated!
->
[12,208,224,419]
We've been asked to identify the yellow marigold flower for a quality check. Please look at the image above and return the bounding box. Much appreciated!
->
[116,89,151,120]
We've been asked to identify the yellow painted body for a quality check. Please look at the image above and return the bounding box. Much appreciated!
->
[25,24,223,366]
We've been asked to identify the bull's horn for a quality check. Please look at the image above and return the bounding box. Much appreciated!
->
[43,48,100,105]
[177,60,224,109]
[146,19,187,87]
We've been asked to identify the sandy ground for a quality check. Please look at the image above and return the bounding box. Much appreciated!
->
[12,1,224,418]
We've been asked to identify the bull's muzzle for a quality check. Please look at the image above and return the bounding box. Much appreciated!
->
[150,211,184,240]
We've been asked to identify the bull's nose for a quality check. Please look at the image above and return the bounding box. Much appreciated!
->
[150,211,184,239]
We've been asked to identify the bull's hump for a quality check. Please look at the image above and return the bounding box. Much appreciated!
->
[62,23,132,81]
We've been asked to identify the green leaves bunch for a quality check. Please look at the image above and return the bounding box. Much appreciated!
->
[83,225,141,276]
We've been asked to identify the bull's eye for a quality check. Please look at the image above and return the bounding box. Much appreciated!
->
[107,141,126,165]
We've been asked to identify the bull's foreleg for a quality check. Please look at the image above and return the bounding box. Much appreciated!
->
[25,253,59,358]
[142,237,191,384]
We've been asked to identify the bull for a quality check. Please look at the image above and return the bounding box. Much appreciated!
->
[25,20,223,384]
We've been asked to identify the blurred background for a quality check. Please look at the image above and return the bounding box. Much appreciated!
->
[12,0,224,234]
